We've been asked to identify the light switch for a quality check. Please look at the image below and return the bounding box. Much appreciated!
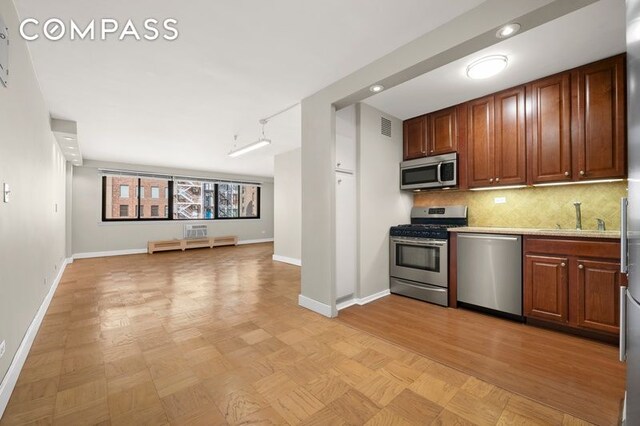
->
[3,183,10,203]
[494,197,506,204]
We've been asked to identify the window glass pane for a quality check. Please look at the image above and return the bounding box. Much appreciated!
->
[173,180,204,219]
[240,186,259,218]
[203,182,216,219]
[140,187,144,199]
[105,176,138,219]
[217,184,239,218]
[141,178,169,219]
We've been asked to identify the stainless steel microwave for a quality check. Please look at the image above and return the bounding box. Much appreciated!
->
[400,153,457,190]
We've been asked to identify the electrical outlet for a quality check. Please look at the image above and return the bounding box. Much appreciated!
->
[3,183,10,203]
[0,340,6,359]
[55,203,58,213]
[494,197,507,204]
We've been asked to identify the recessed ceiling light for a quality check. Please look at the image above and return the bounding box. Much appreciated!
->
[63,136,75,141]
[496,23,521,39]
[466,55,508,79]
[369,84,384,93]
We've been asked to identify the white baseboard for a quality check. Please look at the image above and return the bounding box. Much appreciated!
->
[336,298,358,311]
[73,248,148,259]
[357,289,391,305]
[0,257,70,419]
[337,290,391,311]
[272,255,301,266]
[237,238,274,245]
[298,295,334,318]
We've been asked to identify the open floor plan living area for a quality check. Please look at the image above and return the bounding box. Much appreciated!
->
[0,0,639,424]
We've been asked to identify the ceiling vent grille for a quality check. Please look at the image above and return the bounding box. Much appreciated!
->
[381,117,392,137]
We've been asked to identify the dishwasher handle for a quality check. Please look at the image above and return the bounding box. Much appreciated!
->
[457,234,520,241]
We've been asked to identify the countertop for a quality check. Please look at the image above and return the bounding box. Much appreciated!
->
[448,226,621,239]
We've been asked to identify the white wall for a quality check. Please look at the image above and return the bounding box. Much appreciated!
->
[273,148,301,265]
[357,103,412,299]
[72,161,274,255]
[0,0,67,391]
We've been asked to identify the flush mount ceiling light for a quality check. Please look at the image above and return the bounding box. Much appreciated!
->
[63,136,75,141]
[466,55,508,80]
[369,84,384,93]
[496,23,521,39]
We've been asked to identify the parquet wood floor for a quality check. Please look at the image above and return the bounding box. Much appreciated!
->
[0,243,606,425]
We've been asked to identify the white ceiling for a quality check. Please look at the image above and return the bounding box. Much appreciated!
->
[14,0,486,177]
[365,0,626,119]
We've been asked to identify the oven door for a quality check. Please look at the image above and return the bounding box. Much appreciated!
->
[389,237,448,288]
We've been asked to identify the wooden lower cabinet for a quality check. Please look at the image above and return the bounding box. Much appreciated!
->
[524,255,569,323]
[524,237,622,338]
[577,259,622,334]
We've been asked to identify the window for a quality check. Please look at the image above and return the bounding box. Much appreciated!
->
[173,180,204,219]
[102,174,259,222]
[240,185,259,218]
[104,176,139,219]
[217,184,239,218]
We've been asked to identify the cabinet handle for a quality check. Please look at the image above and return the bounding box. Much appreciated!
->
[564,171,570,177]
[561,262,566,267]
[337,162,342,167]
[489,178,494,183]
[578,264,584,269]
[430,150,434,153]
[580,171,585,176]
[422,150,426,154]
[495,178,500,183]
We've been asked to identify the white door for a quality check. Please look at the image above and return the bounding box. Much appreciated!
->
[335,172,357,300]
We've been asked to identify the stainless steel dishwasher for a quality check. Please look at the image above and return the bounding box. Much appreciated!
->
[457,233,523,318]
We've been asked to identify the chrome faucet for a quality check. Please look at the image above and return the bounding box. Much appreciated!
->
[597,218,606,231]
[574,202,582,230]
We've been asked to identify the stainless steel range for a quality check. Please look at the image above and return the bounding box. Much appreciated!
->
[389,205,468,306]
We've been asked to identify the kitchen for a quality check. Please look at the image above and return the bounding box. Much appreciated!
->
[327,0,635,424]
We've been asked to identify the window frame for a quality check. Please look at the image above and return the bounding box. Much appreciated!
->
[102,176,261,222]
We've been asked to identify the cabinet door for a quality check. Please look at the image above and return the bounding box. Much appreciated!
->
[494,87,526,185]
[573,55,626,180]
[335,104,357,172]
[576,259,621,334]
[528,74,572,183]
[524,255,569,323]
[403,116,427,160]
[335,173,356,300]
[467,96,495,188]
[428,106,457,156]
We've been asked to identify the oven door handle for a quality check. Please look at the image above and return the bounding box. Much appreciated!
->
[391,238,447,247]
[437,162,443,184]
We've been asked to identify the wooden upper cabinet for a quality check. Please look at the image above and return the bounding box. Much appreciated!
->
[524,254,569,324]
[428,106,458,156]
[576,259,622,334]
[573,55,626,180]
[494,87,526,185]
[403,115,427,160]
[528,73,572,183]
[467,96,495,188]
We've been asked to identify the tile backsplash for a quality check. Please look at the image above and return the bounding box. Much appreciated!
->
[414,181,627,230]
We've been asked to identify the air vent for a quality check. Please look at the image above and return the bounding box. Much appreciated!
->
[184,224,207,239]
[381,117,392,137]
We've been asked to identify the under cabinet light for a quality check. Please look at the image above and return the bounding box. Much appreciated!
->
[533,179,624,187]
[469,185,527,191]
